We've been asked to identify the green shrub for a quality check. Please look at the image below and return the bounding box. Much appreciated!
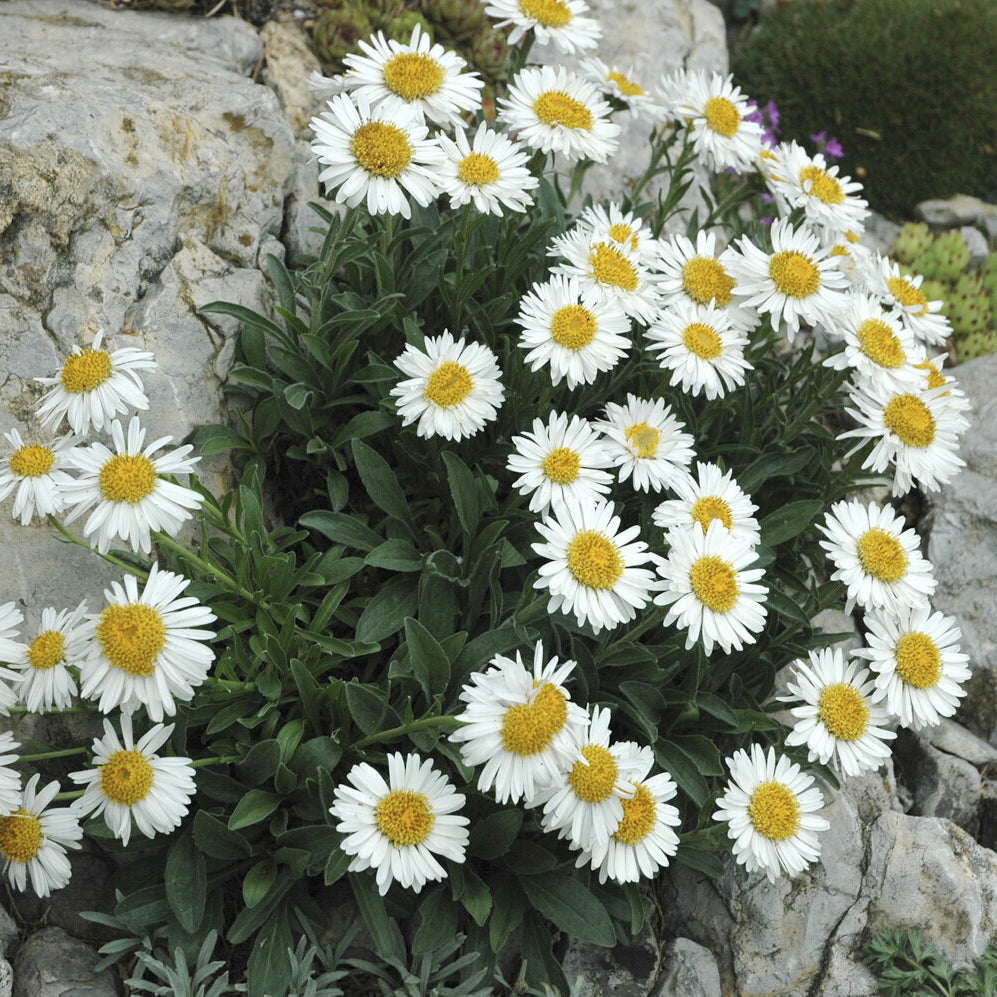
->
[732,0,997,220]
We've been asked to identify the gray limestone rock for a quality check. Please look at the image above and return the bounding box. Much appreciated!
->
[917,194,997,243]
[561,923,661,997]
[925,718,997,768]
[0,959,10,997]
[654,937,721,997]
[13,927,118,997]
[0,908,15,960]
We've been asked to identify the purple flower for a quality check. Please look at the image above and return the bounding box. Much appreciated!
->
[810,130,844,160]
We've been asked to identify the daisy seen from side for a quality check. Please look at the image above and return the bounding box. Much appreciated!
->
[484,0,601,54]
[817,500,936,615]
[70,714,196,847]
[515,275,631,389]
[913,353,971,414]
[533,495,660,633]
[9,602,90,714]
[35,329,157,435]
[578,58,664,120]
[855,605,971,731]
[310,91,444,219]
[60,416,203,555]
[713,743,829,883]
[506,411,613,516]
[865,255,951,347]
[0,430,81,526]
[0,732,20,819]
[330,752,469,895]
[449,642,589,804]
[779,647,895,777]
[78,565,216,722]
[655,520,768,656]
[570,203,661,268]
[0,775,83,897]
[595,394,695,493]
[0,607,24,716]
[390,331,504,441]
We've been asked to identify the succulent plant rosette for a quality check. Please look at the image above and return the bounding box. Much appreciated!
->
[0,3,975,994]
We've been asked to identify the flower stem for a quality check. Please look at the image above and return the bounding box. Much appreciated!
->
[20,746,89,763]
[353,715,459,750]
[53,789,85,802]
[46,516,149,579]
[153,531,260,605]
[190,755,241,769]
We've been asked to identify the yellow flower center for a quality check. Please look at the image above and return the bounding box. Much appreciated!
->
[682,257,734,307]
[916,360,947,392]
[533,90,593,131]
[566,530,624,589]
[424,361,473,408]
[856,527,908,582]
[99,454,158,503]
[500,682,569,756]
[895,632,943,689]
[542,446,581,485]
[375,789,435,846]
[519,0,573,27]
[613,782,657,845]
[550,304,597,350]
[625,421,660,459]
[96,603,166,678]
[857,318,906,368]
[769,250,821,298]
[682,322,723,360]
[689,555,739,612]
[608,222,638,250]
[799,164,844,204]
[883,394,936,448]
[691,495,733,532]
[831,244,851,258]
[607,70,644,97]
[457,151,500,187]
[101,748,155,806]
[350,121,414,179]
[818,682,870,741]
[382,52,445,101]
[8,444,55,478]
[704,96,740,137]
[27,630,66,671]
[60,348,113,393]
[0,810,42,863]
[568,744,618,803]
[748,780,801,841]
[888,276,929,315]
[589,242,639,291]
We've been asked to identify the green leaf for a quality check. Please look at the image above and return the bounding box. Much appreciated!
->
[365,539,423,572]
[468,809,522,861]
[502,840,557,875]
[299,511,382,552]
[521,910,571,995]
[193,424,251,456]
[344,681,387,735]
[290,659,322,736]
[165,829,206,933]
[412,889,458,955]
[193,811,252,860]
[519,873,615,946]
[655,740,709,808]
[245,910,293,997]
[355,577,418,643]
[441,451,480,538]
[458,868,492,927]
[237,740,282,784]
[675,845,725,878]
[228,790,281,831]
[737,450,813,492]
[329,410,394,450]
[767,585,813,626]
[489,877,526,953]
[290,736,342,778]
[352,439,415,529]
[760,499,825,546]
[243,859,277,908]
[350,873,406,962]
[404,617,451,700]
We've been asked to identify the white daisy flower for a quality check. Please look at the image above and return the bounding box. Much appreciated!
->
[437,124,538,216]
[515,274,631,389]
[0,430,82,526]
[533,496,660,633]
[449,642,589,804]
[661,70,764,173]
[35,330,157,435]
[594,394,695,493]
[713,743,829,883]
[340,24,483,128]
[765,141,868,239]
[60,416,203,555]
[389,331,504,441]
[484,0,601,53]
[652,461,760,547]
[822,295,926,395]
[308,69,349,101]
[310,91,444,220]
[531,706,646,849]
[9,602,90,714]
[655,520,768,656]
[645,299,752,399]
[572,754,680,884]
[0,732,20,819]
[551,224,661,324]
[330,752,469,896]
[0,775,83,898]
[571,203,661,268]
[726,218,851,342]
[855,605,971,731]
[78,565,216,722]
[498,66,621,163]
[506,411,613,515]
[913,354,971,414]
[70,714,195,848]
[578,59,665,120]
[779,648,896,777]
[817,500,936,615]
[839,380,968,496]
[0,607,25,716]
[864,255,951,347]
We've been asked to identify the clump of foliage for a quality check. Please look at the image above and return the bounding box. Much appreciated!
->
[732,0,997,220]
[864,929,997,997]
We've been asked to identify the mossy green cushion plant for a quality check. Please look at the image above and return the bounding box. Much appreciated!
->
[732,0,997,220]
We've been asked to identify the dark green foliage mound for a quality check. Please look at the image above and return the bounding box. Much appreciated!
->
[732,0,997,220]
